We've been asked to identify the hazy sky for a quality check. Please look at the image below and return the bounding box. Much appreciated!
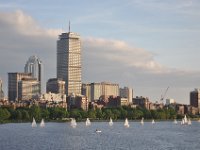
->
[0,0,200,104]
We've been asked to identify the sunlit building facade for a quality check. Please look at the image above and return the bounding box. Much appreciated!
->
[83,82,119,102]
[18,78,40,101]
[120,87,133,104]
[8,73,32,101]
[57,32,81,96]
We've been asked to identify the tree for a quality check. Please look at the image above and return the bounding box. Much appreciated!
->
[96,109,103,119]
[21,110,30,120]
[0,108,11,121]
[30,105,41,121]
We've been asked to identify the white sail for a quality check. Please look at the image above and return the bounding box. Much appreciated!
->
[86,118,91,126]
[188,119,192,125]
[141,118,144,125]
[124,118,130,128]
[174,119,177,124]
[109,118,113,126]
[198,119,200,123]
[152,119,155,124]
[32,117,37,128]
[71,118,77,128]
[40,119,45,127]
[183,115,188,124]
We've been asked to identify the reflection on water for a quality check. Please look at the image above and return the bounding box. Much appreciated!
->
[0,121,200,150]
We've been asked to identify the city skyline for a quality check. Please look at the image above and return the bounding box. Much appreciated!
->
[0,0,200,104]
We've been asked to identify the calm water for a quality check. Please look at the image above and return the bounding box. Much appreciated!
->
[0,121,200,150]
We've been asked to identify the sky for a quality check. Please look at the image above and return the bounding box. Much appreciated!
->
[0,0,200,104]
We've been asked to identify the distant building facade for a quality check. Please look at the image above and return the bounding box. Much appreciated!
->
[18,78,40,101]
[24,55,42,94]
[8,73,32,101]
[0,79,4,100]
[166,98,175,105]
[57,32,81,96]
[67,94,88,111]
[46,78,65,95]
[120,87,133,104]
[40,92,66,103]
[190,89,200,112]
[82,82,119,102]
[133,96,150,110]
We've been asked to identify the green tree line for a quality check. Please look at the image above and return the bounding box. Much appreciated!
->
[0,105,186,123]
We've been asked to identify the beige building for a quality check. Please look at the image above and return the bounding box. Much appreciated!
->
[0,79,4,100]
[57,31,81,96]
[18,78,40,101]
[120,87,133,104]
[46,78,65,95]
[83,82,119,102]
[8,72,32,101]
[40,92,66,103]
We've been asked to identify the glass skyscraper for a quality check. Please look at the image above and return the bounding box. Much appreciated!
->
[57,31,81,96]
[24,55,42,94]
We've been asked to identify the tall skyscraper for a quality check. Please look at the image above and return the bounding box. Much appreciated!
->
[190,88,200,112]
[24,55,42,94]
[57,30,81,96]
[0,79,4,100]
[8,73,32,101]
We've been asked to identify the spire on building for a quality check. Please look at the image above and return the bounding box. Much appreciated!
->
[69,21,70,33]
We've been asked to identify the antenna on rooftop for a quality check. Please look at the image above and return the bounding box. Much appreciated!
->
[69,20,70,33]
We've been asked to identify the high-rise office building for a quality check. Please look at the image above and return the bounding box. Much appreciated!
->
[0,79,4,100]
[8,73,32,101]
[57,31,81,96]
[46,78,65,95]
[24,55,42,94]
[190,88,200,111]
[83,82,119,102]
[18,78,40,101]
[120,87,133,104]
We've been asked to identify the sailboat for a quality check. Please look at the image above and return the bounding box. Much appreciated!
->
[198,119,200,123]
[40,119,45,127]
[86,118,91,126]
[32,117,37,128]
[124,118,130,128]
[71,118,77,128]
[183,115,188,124]
[173,119,178,124]
[152,119,155,124]
[141,118,144,125]
[188,118,192,125]
[109,118,113,126]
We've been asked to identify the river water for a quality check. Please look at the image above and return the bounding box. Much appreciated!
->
[0,121,200,150]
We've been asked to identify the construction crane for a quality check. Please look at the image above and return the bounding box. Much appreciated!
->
[160,86,169,101]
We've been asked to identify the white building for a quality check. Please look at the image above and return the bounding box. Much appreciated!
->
[120,87,133,104]
[40,92,66,103]
[57,31,81,96]
[166,98,175,105]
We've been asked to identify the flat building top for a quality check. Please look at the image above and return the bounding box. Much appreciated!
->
[59,32,80,39]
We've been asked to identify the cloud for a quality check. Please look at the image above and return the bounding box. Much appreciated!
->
[83,37,166,73]
[0,10,199,104]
